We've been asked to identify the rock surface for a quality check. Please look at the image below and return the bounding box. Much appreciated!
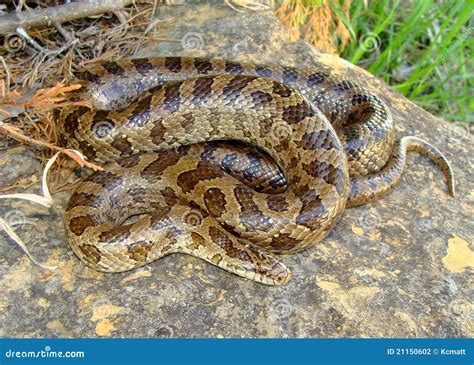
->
[1,3,472,338]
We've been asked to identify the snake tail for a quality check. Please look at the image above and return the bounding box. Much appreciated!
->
[348,136,455,207]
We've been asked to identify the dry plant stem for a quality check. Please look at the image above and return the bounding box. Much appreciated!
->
[225,0,273,12]
[15,27,44,51]
[0,0,135,34]
[113,10,129,24]
[0,57,11,91]
[0,121,103,172]
[0,217,57,270]
[0,177,37,193]
[53,21,73,42]
[1,83,86,111]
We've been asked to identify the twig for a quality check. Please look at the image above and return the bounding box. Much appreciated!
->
[0,121,103,172]
[0,0,135,34]
[16,26,44,52]
[113,10,129,25]
[53,21,73,42]
[0,176,38,193]
[1,82,90,113]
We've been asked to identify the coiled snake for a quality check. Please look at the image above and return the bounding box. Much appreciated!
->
[59,57,455,285]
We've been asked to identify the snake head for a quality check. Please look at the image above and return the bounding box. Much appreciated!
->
[240,244,292,285]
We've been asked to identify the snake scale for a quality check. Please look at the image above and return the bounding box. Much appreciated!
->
[59,57,455,285]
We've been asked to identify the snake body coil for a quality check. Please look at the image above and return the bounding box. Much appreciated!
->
[60,57,454,285]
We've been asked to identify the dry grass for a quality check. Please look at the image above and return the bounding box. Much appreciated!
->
[275,0,353,54]
[0,1,159,192]
[225,0,273,11]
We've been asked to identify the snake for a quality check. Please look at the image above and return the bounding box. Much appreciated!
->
[59,57,455,285]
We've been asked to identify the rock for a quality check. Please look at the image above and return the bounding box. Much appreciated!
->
[0,3,472,337]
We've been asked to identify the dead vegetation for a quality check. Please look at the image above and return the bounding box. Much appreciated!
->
[274,0,353,54]
[0,0,160,193]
